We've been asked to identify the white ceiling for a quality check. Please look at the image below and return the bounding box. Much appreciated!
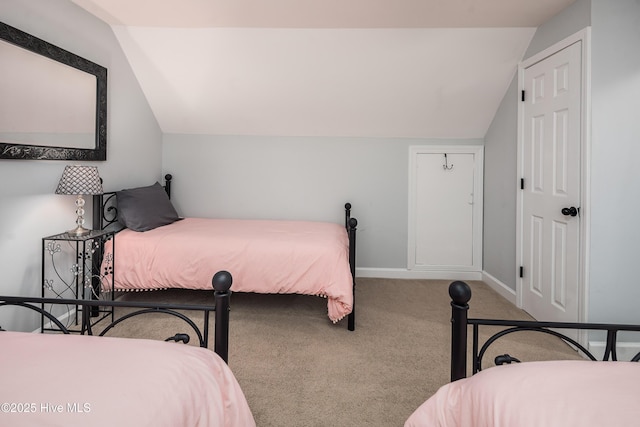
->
[71,0,576,138]
[70,0,576,28]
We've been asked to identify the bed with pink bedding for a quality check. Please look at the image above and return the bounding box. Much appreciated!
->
[0,331,255,427]
[94,175,358,330]
[0,271,256,426]
[404,280,640,427]
[405,361,640,427]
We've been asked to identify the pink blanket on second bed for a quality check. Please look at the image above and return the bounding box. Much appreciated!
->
[404,360,640,427]
[0,331,255,427]
[103,217,353,323]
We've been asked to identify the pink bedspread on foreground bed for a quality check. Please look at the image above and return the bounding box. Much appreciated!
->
[0,331,255,427]
[404,360,640,427]
[103,217,353,323]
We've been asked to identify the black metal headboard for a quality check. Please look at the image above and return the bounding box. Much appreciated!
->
[92,174,173,231]
[449,280,640,382]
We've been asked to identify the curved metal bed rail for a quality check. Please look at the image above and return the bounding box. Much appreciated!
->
[96,307,207,346]
[0,301,71,333]
[0,270,232,363]
[475,325,596,371]
[449,280,640,381]
[96,191,119,230]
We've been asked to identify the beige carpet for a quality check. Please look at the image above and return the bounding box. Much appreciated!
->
[104,278,581,427]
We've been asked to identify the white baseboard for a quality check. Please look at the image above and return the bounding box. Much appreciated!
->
[356,267,482,281]
[32,308,77,333]
[481,271,517,305]
[588,341,640,361]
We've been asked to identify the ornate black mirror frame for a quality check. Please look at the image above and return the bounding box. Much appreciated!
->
[0,21,107,161]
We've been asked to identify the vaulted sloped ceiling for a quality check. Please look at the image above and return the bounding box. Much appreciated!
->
[71,0,575,139]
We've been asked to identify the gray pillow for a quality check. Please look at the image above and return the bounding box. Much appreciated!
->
[116,182,180,232]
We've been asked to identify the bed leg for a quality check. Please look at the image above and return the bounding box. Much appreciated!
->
[347,217,357,331]
[213,271,232,363]
[348,310,355,331]
[449,281,471,381]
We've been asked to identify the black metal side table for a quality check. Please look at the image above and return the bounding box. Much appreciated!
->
[41,229,115,334]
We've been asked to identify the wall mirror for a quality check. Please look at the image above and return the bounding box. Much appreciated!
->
[0,21,107,160]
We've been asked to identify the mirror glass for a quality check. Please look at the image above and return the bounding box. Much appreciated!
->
[0,22,107,160]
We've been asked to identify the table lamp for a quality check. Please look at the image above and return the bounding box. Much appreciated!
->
[55,165,103,236]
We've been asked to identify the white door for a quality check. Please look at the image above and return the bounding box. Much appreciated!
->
[409,146,483,273]
[519,41,582,323]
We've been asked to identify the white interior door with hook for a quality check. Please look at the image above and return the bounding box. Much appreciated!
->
[409,145,483,273]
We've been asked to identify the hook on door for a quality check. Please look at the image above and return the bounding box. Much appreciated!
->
[443,153,454,170]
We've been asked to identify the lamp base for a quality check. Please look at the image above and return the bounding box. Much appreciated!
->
[67,225,92,236]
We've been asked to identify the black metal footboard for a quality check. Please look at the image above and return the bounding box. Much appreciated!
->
[449,280,640,382]
[345,203,358,331]
[0,270,232,363]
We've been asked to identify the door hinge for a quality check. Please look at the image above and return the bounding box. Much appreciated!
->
[520,178,524,190]
[521,90,525,102]
[519,266,524,278]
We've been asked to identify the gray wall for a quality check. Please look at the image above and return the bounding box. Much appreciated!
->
[163,135,482,270]
[482,78,519,288]
[482,0,592,292]
[522,0,592,60]
[588,0,640,324]
[0,0,163,331]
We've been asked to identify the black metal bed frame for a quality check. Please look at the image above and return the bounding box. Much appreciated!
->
[448,280,640,382]
[0,271,232,363]
[92,174,359,331]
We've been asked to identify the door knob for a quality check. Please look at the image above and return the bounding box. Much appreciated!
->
[561,207,578,217]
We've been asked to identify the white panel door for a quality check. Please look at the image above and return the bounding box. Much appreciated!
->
[409,146,483,272]
[520,41,582,323]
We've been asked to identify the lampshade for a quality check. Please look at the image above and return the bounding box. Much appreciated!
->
[55,165,103,195]
[56,165,103,236]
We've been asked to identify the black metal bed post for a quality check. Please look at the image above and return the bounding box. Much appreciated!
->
[347,218,357,331]
[92,192,104,231]
[345,203,351,229]
[164,174,173,197]
[449,280,472,381]
[212,270,232,364]
[90,192,105,318]
[345,203,357,332]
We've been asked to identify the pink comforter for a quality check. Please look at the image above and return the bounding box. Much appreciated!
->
[405,360,640,427]
[103,217,353,323]
[0,331,255,427]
